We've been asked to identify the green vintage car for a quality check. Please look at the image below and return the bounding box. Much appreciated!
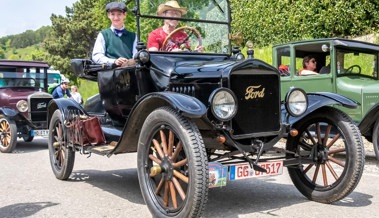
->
[273,38,379,160]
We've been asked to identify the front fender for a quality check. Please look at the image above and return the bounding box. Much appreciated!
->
[0,107,18,118]
[282,92,359,125]
[358,102,379,138]
[113,91,207,154]
[47,98,86,127]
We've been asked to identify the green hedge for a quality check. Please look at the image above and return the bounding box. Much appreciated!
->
[230,0,379,47]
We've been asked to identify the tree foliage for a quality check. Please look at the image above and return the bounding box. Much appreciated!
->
[230,0,379,47]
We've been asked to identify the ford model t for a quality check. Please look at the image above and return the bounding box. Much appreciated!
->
[47,1,364,217]
[0,60,52,153]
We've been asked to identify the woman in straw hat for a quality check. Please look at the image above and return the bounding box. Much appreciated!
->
[147,1,204,52]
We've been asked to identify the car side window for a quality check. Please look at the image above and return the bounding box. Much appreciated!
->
[276,46,291,76]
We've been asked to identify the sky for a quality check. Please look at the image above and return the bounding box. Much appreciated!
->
[0,0,78,37]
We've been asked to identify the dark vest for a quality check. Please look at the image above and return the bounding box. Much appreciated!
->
[102,28,135,59]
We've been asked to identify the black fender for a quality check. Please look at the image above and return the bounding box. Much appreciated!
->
[47,98,86,126]
[358,102,379,139]
[113,91,207,154]
[282,92,359,126]
[0,107,18,118]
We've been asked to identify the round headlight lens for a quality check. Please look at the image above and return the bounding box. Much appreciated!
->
[16,100,28,112]
[138,50,150,63]
[211,89,237,121]
[285,88,308,117]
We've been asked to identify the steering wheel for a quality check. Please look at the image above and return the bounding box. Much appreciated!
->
[162,26,202,51]
[345,65,361,74]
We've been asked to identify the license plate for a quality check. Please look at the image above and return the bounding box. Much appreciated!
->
[229,160,283,181]
[34,130,49,137]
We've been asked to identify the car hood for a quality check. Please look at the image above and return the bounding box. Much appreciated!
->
[0,88,48,106]
[337,76,379,94]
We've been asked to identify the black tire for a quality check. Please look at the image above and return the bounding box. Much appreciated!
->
[373,120,379,161]
[0,116,18,153]
[137,107,208,218]
[286,107,364,203]
[23,131,34,142]
[48,110,75,180]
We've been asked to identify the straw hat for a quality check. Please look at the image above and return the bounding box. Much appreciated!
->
[157,1,187,16]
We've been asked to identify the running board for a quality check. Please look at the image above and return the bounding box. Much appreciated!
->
[88,142,117,156]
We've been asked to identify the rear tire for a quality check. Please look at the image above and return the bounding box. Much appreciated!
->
[48,110,75,180]
[286,107,364,203]
[0,116,17,153]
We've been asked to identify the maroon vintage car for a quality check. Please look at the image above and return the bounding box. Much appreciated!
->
[0,60,52,153]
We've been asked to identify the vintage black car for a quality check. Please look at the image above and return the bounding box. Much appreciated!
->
[0,60,52,153]
[47,1,364,217]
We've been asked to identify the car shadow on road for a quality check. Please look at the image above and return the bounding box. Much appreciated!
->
[11,138,48,154]
[64,169,373,217]
[204,177,373,218]
[68,169,145,205]
[0,202,59,218]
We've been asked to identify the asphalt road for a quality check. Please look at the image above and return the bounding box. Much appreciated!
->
[0,138,378,218]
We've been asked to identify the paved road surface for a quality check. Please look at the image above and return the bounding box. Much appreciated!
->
[0,138,378,218]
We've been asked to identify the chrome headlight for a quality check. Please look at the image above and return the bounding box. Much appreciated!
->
[16,100,28,112]
[134,50,150,63]
[285,88,308,117]
[210,88,237,121]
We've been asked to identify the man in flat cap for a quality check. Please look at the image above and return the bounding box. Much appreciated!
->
[92,2,137,67]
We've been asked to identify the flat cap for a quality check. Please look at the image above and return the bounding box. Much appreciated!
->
[106,2,127,12]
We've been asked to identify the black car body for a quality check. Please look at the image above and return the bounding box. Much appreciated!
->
[0,60,52,153]
[47,1,365,217]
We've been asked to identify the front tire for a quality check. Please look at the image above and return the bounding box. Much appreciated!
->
[48,110,75,180]
[0,116,17,153]
[286,107,364,203]
[137,107,208,218]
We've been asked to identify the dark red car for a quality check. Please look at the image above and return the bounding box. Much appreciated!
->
[0,60,52,153]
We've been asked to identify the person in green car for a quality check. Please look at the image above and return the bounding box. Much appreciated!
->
[299,55,318,76]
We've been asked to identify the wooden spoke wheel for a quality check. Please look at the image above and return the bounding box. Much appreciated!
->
[48,110,75,180]
[286,107,364,203]
[0,116,17,153]
[137,107,208,217]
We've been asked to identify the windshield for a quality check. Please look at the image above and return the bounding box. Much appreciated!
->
[0,71,47,88]
[138,0,231,54]
[336,49,378,79]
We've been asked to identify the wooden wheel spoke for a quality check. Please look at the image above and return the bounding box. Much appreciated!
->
[172,177,186,200]
[312,164,320,183]
[321,164,328,186]
[173,170,188,183]
[172,158,187,168]
[328,156,345,167]
[160,130,168,155]
[328,148,346,155]
[169,181,178,209]
[303,163,314,174]
[149,154,162,164]
[323,125,332,146]
[168,130,174,157]
[163,181,169,207]
[155,177,164,195]
[153,139,164,158]
[327,133,341,149]
[171,142,182,161]
[316,123,322,143]
[326,161,339,180]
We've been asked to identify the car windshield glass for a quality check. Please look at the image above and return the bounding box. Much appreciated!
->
[337,49,378,79]
[0,71,46,88]
[139,0,230,54]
